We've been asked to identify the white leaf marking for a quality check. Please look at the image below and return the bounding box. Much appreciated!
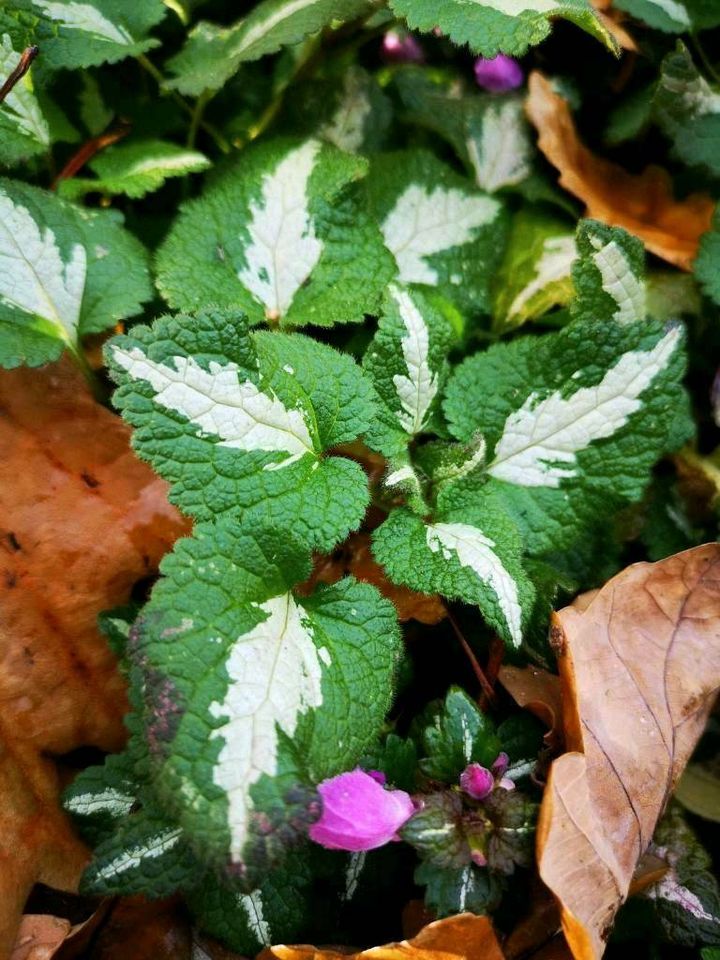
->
[426,522,523,646]
[0,35,49,146]
[385,464,417,487]
[208,593,327,862]
[0,190,86,345]
[507,235,576,322]
[589,236,646,325]
[390,284,438,434]
[65,787,135,818]
[647,869,720,922]
[237,140,323,319]
[467,99,532,193]
[320,68,372,153]
[234,0,328,57]
[238,890,272,946]
[118,150,210,178]
[32,1,134,44]
[488,327,682,487]
[381,183,499,286]
[111,347,314,470]
[92,828,182,882]
[343,851,367,901]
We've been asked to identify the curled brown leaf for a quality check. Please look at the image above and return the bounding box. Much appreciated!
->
[537,544,720,960]
[525,72,714,270]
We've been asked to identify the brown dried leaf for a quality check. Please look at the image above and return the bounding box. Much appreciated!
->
[525,72,714,270]
[10,916,71,960]
[537,544,720,960]
[0,359,190,955]
[498,665,564,750]
[83,896,191,960]
[259,915,505,960]
[589,0,637,50]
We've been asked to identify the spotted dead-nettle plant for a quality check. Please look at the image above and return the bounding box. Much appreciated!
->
[3,0,713,953]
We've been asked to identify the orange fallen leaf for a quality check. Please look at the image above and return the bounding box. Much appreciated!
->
[259,914,505,960]
[80,896,191,960]
[537,544,720,960]
[10,915,71,960]
[498,665,564,750]
[0,359,190,956]
[525,72,714,270]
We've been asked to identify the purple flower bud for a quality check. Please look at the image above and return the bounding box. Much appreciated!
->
[471,848,488,867]
[474,55,524,93]
[382,30,424,64]
[309,768,416,852]
[460,763,495,800]
[491,752,509,778]
[499,777,515,792]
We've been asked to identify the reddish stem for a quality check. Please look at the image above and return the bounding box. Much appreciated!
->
[446,609,496,705]
[0,46,38,105]
[51,122,131,190]
[479,635,505,712]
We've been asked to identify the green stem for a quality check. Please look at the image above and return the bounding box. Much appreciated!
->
[136,54,230,154]
[187,91,208,149]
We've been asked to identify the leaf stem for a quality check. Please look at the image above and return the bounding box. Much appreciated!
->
[447,609,497,706]
[51,122,131,189]
[0,45,38,104]
[136,54,230,154]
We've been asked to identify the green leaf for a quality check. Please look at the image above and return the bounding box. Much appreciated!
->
[388,0,616,58]
[281,65,392,154]
[64,754,138,846]
[614,0,691,31]
[106,309,376,551]
[605,83,654,146]
[155,139,395,328]
[125,521,401,876]
[572,220,646,327]
[80,808,199,898]
[420,687,501,782]
[0,33,50,166]
[363,284,455,457]
[373,489,535,648]
[393,71,534,194]
[14,0,166,69]
[166,0,372,96]
[654,43,720,178]
[492,208,576,333]
[401,793,469,868]
[366,150,507,316]
[0,178,152,369]
[444,236,690,555]
[675,763,720,822]
[58,139,211,200]
[694,205,720,305]
[415,860,502,917]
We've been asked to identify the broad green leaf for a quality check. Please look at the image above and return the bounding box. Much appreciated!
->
[126,521,401,875]
[614,0,691,31]
[373,485,535,648]
[572,220,646,327]
[364,284,455,457]
[367,150,506,316]
[654,42,720,178]
[492,209,576,332]
[605,83,654,146]
[693,205,720,306]
[443,314,690,555]
[166,0,372,97]
[58,139,211,200]
[676,763,720,823]
[106,308,376,551]
[415,861,502,918]
[0,178,151,369]
[0,32,50,166]
[64,755,138,846]
[388,0,616,58]
[282,66,392,154]
[155,139,395,328]
[14,0,166,68]
[683,0,720,28]
[420,687,501,782]
[393,71,533,194]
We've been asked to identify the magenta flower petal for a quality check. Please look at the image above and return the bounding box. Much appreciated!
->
[367,769,387,785]
[492,752,510,777]
[382,30,424,64]
[460,763,495,800]
[474,55,524,93]
[309,769,415,852]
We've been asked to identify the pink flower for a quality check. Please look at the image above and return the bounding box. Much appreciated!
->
[309,768,416,852]
[474,55,524,93]
[460,763,495,800]
[382,30,424,64]
[460,754,515,800]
